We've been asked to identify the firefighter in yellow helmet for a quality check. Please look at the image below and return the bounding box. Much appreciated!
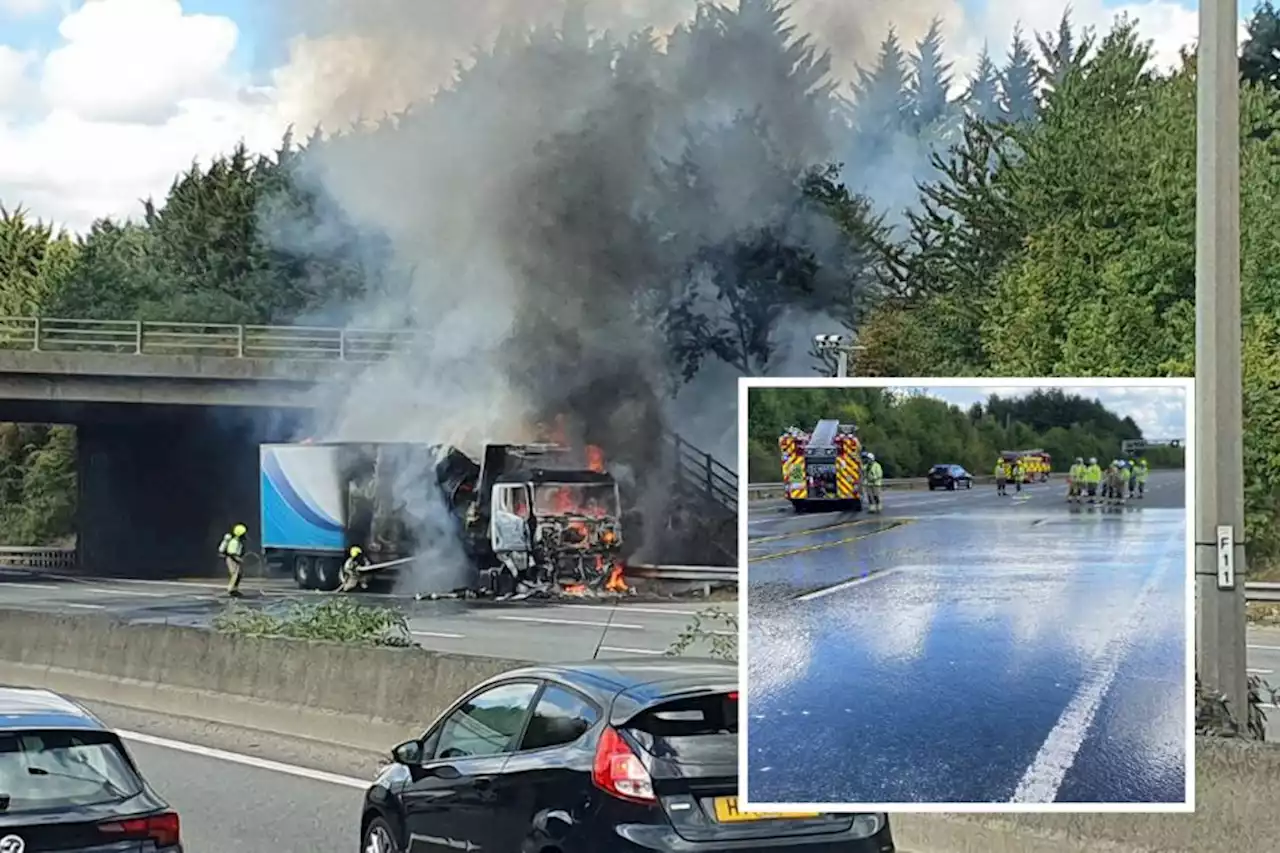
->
[338,545,370,593]
[218,523,248,597]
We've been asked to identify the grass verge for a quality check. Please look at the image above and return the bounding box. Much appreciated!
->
[213,598,414,647]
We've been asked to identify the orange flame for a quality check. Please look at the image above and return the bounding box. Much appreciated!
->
[605,561,628,593]
[586,444,605,472]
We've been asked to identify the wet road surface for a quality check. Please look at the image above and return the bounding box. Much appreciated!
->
[744,470,1189,806]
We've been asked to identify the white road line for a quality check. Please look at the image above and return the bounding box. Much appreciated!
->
[1248,644,1280,651]
[493,615,645,630]
[0,582,58,590]
[796,567,905,602]
[1010,555,1169,804]
[1248,668,1273,674]
[117,730,369,789]
[64,602,104,610]
[412,630,466,639]
[552,603,703,617]
[73,587,168,598]
[599,645,667,655]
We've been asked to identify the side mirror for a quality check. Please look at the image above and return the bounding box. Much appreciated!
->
[392,740,424,765]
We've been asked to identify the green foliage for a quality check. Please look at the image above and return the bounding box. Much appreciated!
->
[1196,673,1278,740]
[1242,1,1280,88]
[213,598,413,646]
[668,606,738,660]
[746,386,1180,481]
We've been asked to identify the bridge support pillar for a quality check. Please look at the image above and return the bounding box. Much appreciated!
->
[76,411,301,579]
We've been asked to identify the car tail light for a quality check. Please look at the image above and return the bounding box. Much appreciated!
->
[727,692,738,701]
[592,725,655,804]
[99,811,181,848]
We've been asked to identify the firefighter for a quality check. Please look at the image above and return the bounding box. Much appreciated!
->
[1127,457,1140,498]
[218,523,248,597]
[864,452,884,513]
[338,545,370,593]
[1067,457,1084,502]
[1136,457,1149,498]
[994,457,1008,496]
[1109,461,1127,505]
[1012,458,1025,493]
[1085,457,1102,502]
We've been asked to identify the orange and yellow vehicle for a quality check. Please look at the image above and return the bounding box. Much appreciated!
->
[778,420,863,513]
[999,449,1052,483]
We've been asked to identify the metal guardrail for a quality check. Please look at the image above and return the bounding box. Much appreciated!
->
[0,316,416,362]
[0,546,75,569]
[748,475,1004,498]
[1249,582,1280,602]
[627,564,738,583]
[669,432,737,514]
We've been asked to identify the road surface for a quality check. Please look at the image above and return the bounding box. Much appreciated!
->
[0,570,730,661]
[745,470,1190,805]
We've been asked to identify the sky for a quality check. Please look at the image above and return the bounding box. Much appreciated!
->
[0,0,1262,233]
[913,385,1188,438]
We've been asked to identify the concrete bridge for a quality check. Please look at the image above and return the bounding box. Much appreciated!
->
[0,317,737,577]
[0,317,416,577]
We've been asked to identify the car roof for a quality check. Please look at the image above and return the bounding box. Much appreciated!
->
[0,687,106,731]
[486,657,735,704]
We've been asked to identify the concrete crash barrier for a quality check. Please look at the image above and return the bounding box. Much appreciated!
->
[747,476,1000,501]
[0,608,528,754]
[893,737,1278,852]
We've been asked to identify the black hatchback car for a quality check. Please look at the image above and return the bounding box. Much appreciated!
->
[360,658,893,852]
[927,464,973,490]
[0,687,182,852]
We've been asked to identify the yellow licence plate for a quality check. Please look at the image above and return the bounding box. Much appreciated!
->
[712,797,818,822]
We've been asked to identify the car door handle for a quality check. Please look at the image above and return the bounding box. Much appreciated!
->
[471,777,493,791]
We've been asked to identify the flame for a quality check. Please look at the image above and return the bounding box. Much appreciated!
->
[586,444,605,472]
[605,561,628,593]
[562,583,587,595]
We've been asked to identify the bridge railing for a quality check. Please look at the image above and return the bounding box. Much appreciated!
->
[668,432,737,515]
[0,317,417,362]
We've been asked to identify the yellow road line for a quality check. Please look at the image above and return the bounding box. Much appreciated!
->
[749,519,917,562]
[749,516,881,545]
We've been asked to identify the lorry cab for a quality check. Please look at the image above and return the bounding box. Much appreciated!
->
[487,470,624,592]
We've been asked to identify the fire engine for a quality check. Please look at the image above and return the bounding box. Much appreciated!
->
[999,449,1051,483]
[778,420,863,512]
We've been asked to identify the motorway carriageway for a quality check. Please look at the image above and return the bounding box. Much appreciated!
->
[745,471,1200,805]
[0,570,725,661]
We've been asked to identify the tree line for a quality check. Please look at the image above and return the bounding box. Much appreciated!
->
[0,0,1274,558]
[746,387,1183,481]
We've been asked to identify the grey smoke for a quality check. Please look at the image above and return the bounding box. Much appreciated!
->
[258,0,954,585]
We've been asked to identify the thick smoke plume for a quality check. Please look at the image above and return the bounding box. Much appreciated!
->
[264,0,942,588]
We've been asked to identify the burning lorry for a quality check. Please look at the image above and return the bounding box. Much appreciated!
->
[778,420,863,513]
[259,441,626,594]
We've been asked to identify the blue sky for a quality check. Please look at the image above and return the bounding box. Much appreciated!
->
[908,386,1188,439]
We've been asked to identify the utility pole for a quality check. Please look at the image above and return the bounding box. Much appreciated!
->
[1195,0,1249,727]
[813,334,866,378]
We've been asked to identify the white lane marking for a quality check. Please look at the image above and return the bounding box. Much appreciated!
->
[118,730,369,789]
[493,615,644,630]
[796,567,905,602]
[1248,668,1273,674]
[75,587,168,598]
[1248,644,1280,651]
[552,603,702,617]
[1010,557,1169,804]
[64,603,104,610]
[0,582,59,590]
[412,630,466,639]
[599,645,667,655]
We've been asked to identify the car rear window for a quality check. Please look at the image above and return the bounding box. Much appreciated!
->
[0,729,144,814]
[624,692,737,762]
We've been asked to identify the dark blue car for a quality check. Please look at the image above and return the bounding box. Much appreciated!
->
[927,464,973,491]
[0,687,182,852]
[360,658,894,853]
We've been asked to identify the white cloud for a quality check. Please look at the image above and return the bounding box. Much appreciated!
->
[0,45,34,105]
[42,0,239,123]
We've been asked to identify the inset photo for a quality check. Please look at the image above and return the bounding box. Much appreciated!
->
[739,377,1192,811]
